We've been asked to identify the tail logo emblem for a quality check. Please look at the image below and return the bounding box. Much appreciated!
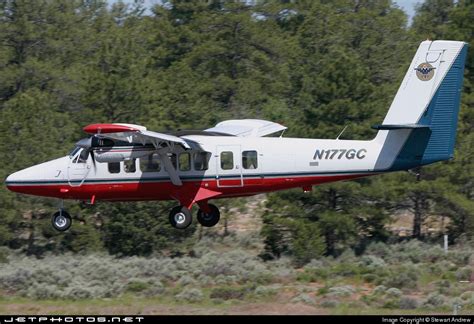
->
[415,63,436,81]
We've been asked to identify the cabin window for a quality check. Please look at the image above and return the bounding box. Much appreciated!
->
[108,162,120,174]
[194,152,211,171]
[220,151,233,170]
[242,151,258,169]
[140,153,161,172]
[124,159,136,173]
[179,153,191,171]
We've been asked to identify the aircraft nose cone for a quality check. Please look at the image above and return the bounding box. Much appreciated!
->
[5,171,20,192]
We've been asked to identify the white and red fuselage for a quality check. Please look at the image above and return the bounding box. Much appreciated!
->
[6,134,378,206]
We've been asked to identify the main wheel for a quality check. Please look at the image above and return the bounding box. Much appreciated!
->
[169,206,192,229]
[197,204,220,227]
[51,210,72,232]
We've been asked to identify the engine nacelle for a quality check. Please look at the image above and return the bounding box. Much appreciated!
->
[93,149,152,163]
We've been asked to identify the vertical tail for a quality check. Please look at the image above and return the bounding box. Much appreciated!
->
[374,40,468,171]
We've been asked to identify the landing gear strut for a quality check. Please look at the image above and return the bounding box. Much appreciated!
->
[197,204,220,227]
[51,209,72,232]
[169,206,192,229]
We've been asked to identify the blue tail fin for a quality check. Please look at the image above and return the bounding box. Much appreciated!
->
[418,44,468,165]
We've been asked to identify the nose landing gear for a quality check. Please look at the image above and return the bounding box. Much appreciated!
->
[169,206,193,229]
[51,209,72,232]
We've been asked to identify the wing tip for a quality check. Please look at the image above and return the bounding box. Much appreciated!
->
[83,123,142,134]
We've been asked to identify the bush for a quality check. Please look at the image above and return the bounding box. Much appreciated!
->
[143,281,165,297]
[372,285,387,295]
[291,293,315,305]
[254,286,278,297]
[399,297,419,309]
[360,255,386,269]
[210,286,248,300]
[455,267,472,281]
[126,280,149,293]
[424,293,446,308]
[386,288,402,298]
[177,275,197,287]
[320,299,340,308]
[383,268,418,289]
[327,285,355,297]
[174,288,204,303]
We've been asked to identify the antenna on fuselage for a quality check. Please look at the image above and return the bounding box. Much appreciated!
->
[336,125,349,140]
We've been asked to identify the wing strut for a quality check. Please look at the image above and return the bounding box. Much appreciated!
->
[158,152,182,186]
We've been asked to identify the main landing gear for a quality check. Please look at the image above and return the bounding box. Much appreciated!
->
[51,209,72,232]
[169,203,220,229]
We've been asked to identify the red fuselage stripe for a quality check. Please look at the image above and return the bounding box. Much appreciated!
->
[6,174,371,202]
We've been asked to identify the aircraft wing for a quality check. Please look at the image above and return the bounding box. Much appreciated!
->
[205,119,287,137]
[83,123,192,186]
[83,123,191,149]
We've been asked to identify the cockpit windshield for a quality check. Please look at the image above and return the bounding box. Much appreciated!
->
[69,147,89,163]
[69,147,81,158]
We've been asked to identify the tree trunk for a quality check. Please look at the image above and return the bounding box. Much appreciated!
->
[413,195,422,239]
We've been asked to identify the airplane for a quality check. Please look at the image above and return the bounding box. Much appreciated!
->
[5,40,468,232]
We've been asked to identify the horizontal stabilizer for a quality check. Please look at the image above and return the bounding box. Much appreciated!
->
[372,124,431,130]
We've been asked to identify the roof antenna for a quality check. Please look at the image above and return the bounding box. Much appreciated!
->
[336,125,349,140]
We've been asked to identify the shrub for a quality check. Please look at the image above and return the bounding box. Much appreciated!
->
[320,299,339,308]
[126,280,149,293]
[327,285,355,298]
[383,268,418,289]
[143,281,165,297]
[62,285,94,300]
[291,293,315,305]
[210,286,248,300]
[424,293,446,308]
[362,274,378,283]
[460,291,473,302]
[254,285,278,297]
[386,288,402,298]
[455,267,472,281]
[26,283,62,299]
[383,299,401,309]
[196,275,214,286]
[360,255,386,269]
[177,275,197,287]
[174,288,204,303]
[372,285,387,295]
[399,297,419,309]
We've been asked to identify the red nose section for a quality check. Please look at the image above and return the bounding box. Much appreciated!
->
[83,124,140,134]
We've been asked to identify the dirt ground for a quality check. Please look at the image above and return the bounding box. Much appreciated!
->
[0,301,329,315]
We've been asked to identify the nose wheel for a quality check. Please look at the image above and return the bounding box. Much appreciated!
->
[51,209,72,232]
[197,204,220,227]
[169,206,192,229]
